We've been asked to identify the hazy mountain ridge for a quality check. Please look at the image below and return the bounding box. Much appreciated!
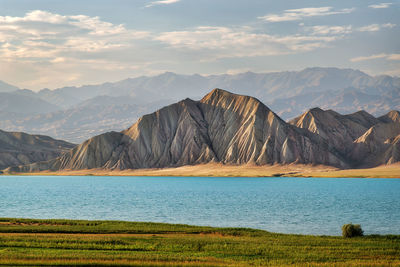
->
[0,130,75,170]
[0,80,20,93]
[0,97,172,143]
[0,92,61,115]
[1,67,399,143]
[7,88,400,173]
[22,67,400,110]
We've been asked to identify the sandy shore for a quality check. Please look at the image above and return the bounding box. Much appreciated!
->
[3,163,400,178]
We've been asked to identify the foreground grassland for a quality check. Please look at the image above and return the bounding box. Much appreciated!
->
[0,218,399,266]
[7,162,400,178]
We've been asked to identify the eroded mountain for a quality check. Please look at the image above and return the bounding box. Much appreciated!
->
[0,130,75,170]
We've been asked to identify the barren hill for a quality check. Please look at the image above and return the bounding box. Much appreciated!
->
[0,130,75,170]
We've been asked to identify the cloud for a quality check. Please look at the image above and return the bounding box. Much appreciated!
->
[2,9,395,90]
[0,9,354,75]
[382,23,396,28]
[0,10,153,89]
[155,26,348,59]
[350,53,400,62]
[358,24,381,32]
[388,54,400,60]
[358,23,396,32]
[145,0,180,8]
[368,3,392,9]
[309,25,353,35]
[0,10,149,59]
[258,7,354,22]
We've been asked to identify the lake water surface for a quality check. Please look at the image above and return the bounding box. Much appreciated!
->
[1,176,399,236]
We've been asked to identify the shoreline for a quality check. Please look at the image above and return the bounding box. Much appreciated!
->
[2,162,400,178]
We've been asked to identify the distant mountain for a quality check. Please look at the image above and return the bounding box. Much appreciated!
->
[20,68,400,113]
[15,89,79,109]
[0,80,19,92]
[268,87,400,119]
[0,67,399,142]
[0,130,75,170]
[0,97,172,143]
[0,92,61,114]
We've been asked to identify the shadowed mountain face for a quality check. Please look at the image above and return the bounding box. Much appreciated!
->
[0,130,75,170]
[5,89,400,173]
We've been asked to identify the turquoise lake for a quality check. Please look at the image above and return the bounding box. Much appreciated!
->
[1,176,399,236]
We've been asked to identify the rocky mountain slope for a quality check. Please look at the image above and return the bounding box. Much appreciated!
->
[290,109,400,167]
[0,130,75,170]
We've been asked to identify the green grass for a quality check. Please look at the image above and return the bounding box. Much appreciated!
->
[0,218,399,266]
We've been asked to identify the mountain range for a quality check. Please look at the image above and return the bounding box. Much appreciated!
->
[5,89,400,173]
[1,67,399,143]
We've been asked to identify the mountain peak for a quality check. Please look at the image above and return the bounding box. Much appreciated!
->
[201,88,231,99]
[379,110,400,123]
[308,107,325,114]
[386,110,400,123]
[200,88,273,118]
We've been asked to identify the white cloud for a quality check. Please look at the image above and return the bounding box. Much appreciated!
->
[258,7,354,22]
[358,23,396,32]
[2,9,396,90]
[382,23,396,28]
[155,26,348,59]
[358,24,381,32]
[388,54,400,60]
[309,25,352,35]
[0,10,67,24]
[350,53,387,62]
[350,53,400,62]
[145,0,180,8]
[0,10,149,60]
[368,3,392,9]
[0,10,153,89]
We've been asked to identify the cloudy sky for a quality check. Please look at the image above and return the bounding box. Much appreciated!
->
[1,0,399,90]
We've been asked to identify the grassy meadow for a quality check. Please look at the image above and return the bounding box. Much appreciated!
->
[0,218,399,266]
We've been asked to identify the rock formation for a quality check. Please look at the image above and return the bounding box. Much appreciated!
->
[291,108,400,167]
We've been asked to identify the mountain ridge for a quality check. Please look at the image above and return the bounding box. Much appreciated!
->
[1,67,399,143]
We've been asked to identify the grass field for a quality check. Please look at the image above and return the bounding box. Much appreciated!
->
[0,218,399,266]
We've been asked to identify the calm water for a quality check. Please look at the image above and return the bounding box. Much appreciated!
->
[1,176,399,236]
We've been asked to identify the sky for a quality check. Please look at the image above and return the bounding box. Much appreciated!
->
[0,0,399,90]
